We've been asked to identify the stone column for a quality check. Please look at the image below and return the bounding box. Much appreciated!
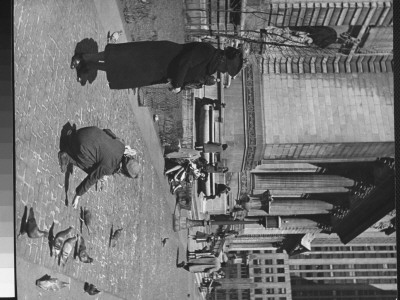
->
[269,198,334,215]
[253,173,355,195]
[254,174,355,189]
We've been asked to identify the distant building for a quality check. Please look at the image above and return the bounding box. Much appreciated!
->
[213,249,292,300]
[184,0,394,247]
[211,232,396,300]
[290,232,397,300]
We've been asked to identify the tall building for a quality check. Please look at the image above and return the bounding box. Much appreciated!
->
[212,231,397,300]
[213,249,293,300]
[184,0,394,249]
[290,232,397,300]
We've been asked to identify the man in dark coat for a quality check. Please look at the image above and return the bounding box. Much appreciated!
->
[58,126,140,209]
[70,41,243,92]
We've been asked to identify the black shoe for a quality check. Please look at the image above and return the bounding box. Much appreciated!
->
[70,53,83,69]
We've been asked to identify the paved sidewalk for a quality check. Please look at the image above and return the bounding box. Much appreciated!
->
[14,0,203,299]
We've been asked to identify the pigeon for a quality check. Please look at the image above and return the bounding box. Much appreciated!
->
[78,235,93,263]
[109,227,123,248]
[60,235,77,266]
[84,282,101,295]
[53,226,74,258]
[36,274,69,291]
[161,237,169,247]
[26,207,49,239]
[80,207,92,235]
[107,30,123,44]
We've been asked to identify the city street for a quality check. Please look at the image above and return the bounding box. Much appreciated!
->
[14,0,203,299]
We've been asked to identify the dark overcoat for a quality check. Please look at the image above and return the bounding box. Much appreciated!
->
[66,127,125,196]
[104,41,221,89]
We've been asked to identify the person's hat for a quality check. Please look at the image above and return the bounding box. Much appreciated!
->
[224,47,244,77]
[122,156,140,178]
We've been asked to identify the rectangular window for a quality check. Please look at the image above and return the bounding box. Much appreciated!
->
[253,259,261,265]
[278,276,285,282]
[265,267,273,273]
[253,268,262,274]
[265,259,273,265]
[254,277,262,283]
[265,276,274,282]
[266,288,274,294]
[278,288,286,294]
[277,259,284,265]
[277,267,285,273]
[255,289,263,295]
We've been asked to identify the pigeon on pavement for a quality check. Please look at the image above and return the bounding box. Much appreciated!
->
[107,30,123,44]
[26,207,49,239]
[60,235,77,266]
[84,282,101,295]
[36,274,69,291]
[109,227,123,248]
[53,226,74,258]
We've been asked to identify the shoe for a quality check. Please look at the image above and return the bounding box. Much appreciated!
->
[177,261,186,268]
[70,53,83,69]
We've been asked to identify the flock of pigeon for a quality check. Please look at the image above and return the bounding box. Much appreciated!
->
[17,29,178,296]
[17,205,124,295]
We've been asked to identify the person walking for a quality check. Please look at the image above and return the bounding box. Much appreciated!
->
[177,256,222,274]
[71,41,243,92]
[58,126,140,209]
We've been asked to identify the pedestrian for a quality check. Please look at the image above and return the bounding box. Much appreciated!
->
[204,184,231,200]
[196,142,228,153]
[70,41,243,92]
[202,162,229,173]
[188,231,215,243]
[177,256,223,274]
[195,97,226,110]
[58,126,140,209]
[182,75,220,90]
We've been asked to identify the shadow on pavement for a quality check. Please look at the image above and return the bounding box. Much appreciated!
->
[175,247,180,266]
[73,38,99,86]
[17,205,28,239]
[48,222,55,257]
